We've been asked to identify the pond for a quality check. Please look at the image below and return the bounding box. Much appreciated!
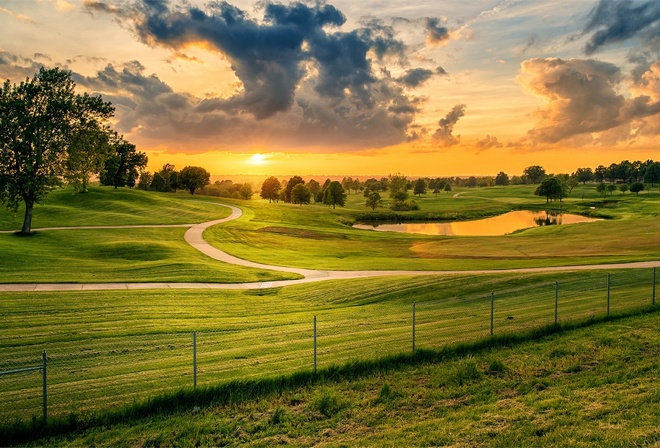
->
[352,210,601,236]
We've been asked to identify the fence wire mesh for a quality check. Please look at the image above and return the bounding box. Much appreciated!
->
[0,268,656,424]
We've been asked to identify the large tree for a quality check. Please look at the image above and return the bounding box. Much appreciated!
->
[260,176,281,202]
[574,167,594,184]
[323,181,347,209]
[644,161,660,186]
[534,176,567,202]
[178,166,210,195]
[99,134,148,189]
[0,67,114,233]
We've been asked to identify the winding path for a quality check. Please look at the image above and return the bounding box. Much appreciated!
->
[1,203,658,292]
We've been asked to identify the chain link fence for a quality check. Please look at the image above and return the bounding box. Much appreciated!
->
[1,268,656,424]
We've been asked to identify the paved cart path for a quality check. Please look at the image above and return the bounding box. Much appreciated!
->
[1,203,659,292]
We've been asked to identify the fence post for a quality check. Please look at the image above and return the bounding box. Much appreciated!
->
[42,350,47,424]
[193,331,197,389]
[653,267,656,306]
[555,281,558,324]
[607,273,610,317]
[412,302,416,352]
[490,291,494,336]
[313,316,317,375]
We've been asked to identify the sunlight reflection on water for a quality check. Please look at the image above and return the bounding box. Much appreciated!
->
[353,211,601,236]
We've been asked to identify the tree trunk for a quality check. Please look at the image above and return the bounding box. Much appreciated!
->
[21,200,34,234]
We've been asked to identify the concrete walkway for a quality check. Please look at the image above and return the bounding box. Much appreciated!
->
[1,203,659,292]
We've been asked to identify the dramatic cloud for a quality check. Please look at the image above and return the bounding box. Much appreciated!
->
[582,0,660,55]
[518,57,660,144]
[77,0,433,151]
[0,50,45,80]
[423,17,450,46]
[397,68,434,87]
[433,104,466,147]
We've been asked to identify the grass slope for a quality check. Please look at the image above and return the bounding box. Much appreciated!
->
[24,310,660,447]
[1,269,655,425]
[0,187,300,283]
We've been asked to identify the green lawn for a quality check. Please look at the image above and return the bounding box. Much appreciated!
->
[21,308,660,447]
[1,268,655,425]
[205,185,660,271]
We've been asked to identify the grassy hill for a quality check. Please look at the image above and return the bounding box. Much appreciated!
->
[15,310,660,447]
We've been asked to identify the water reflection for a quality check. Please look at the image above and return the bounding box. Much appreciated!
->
[353,210,600,236]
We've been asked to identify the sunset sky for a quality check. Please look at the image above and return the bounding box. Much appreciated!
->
[1,0,659,177]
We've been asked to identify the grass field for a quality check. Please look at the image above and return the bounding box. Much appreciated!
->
[0,183,658,445]
[1,268,656,427]
[205,184,660,271]
[13,307,660,447]
[0,187,300,283]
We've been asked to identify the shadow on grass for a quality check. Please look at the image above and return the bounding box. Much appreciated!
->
[2,304,658,446]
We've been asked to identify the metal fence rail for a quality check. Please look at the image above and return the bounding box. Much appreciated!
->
[0,268,656,424]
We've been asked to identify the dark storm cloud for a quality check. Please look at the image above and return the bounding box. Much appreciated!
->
[423,17,450,45]
[78,0,435,151]
[397,68,434,87]
[432,104,466,147]
[582,0,660,54]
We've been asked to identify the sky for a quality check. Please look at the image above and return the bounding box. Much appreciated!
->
[0,0,659,177]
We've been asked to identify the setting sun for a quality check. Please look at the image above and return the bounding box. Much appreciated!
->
[248,153,268,166]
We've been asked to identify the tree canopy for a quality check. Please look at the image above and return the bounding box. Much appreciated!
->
[534,176,568,202]
[99,134,148,189]
[323,181,347,209]
[0,67,114,233]
[260,176,281,202]
[178,166,211,195]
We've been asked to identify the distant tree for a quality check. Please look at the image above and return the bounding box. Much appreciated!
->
[178,166,210,195]
[523,165,546,184]
[630,182,645,195]
[413,178,427,196]
[351,178,362,194]
[574,167,594,184]
[150,172,166,192]
[619,184,629,194]
[594,165,607,183]
[365,191,383,210]
[444,183,452,193]
[284,176,305,203]
[239,182,253,200]
[605,163,618,183]
[388,173,408,198]
[495,171,509,186]
[596,182,607,197]
[151,163,177,192]
[307,179,321,202]
[465,176,478,187]
[137,172,153,190]
[534,176,567,202]
[341,177,354,193]
[566,175,579,194]
[644,161,660,186]
[291,183,311,205]
[99,134,148,189]
[607,184,617,195]
[323,181,347,209]
[0,67,114,233]
[260,176,281,203]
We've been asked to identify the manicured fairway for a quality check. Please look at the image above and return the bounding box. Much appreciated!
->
[205,185,660,271]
